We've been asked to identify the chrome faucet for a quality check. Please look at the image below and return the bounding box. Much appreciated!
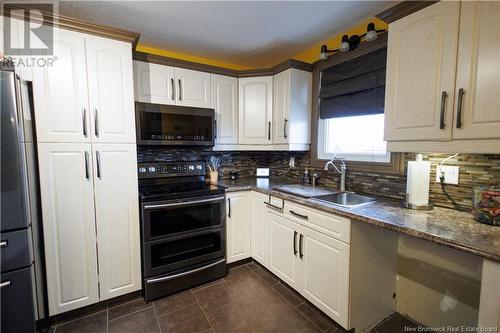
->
[324,157,347,192]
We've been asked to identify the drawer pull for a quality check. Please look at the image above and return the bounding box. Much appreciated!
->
[0,241,7,248]
[289,210,308,220]
[265,202,283,212]
[293,231,298,256]
[0,280,11,288]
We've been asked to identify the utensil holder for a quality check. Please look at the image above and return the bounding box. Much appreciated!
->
[209,170,218,185]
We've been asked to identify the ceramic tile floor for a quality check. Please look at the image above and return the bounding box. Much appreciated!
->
[51,262,420,333]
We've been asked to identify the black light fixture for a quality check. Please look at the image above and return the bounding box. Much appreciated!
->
[319,22,386,60]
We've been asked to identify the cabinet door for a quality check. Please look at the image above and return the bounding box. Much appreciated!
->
[92,144,141,300]
[250,192,269,266]
[175,68,211,108]
[273,70,290,144]
[226,192,251,263]
[134,61,176,105]
[211,74,238,144]
[37,143,98,315]
[453,1,500,140]
[268,211,302,290]
[384,1,460,141]
[86,37,136,143]
[301,227,350,328]
[32,30,90,143]
[238,76,273,144]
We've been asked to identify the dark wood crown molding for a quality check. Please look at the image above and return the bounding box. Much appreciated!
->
[376,0,439,24]
[3,4,140,48]
[133,51,314,78]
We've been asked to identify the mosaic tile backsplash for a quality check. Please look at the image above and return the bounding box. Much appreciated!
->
[137,146,500,210]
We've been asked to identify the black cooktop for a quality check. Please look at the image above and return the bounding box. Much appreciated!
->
[138,161,224,202]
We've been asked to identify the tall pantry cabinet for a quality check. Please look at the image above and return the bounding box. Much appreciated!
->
[34,28,141,315]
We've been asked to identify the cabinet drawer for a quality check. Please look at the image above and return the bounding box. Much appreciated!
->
[284,201,350,244]
[1,227,33,272]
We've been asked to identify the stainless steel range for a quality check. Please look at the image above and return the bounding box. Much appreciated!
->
[138,161,227,301]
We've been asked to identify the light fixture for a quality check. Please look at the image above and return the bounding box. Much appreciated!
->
[319,23,386,60]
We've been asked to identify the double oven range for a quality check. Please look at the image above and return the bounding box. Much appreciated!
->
[138,161,227,301]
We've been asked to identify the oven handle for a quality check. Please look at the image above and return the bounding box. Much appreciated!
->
[145,258,226,284]
[143,196,225,210]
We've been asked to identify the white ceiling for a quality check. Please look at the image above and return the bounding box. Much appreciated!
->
[60,1,395,68]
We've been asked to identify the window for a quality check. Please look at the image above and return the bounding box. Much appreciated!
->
[318,114,390,163]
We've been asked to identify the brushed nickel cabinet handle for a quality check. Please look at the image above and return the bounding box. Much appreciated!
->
[84,151,89,180]
[214,120,217,139]
[290,210,308,220]
[94,108,99,137]
[228,198,231,218]
[293,231,298,256]
[284,118,288,139]
[82,108,88,137]
[171,78,175,101]
[96,151,101,179]
[299,234,304,259]
[268,121,271,140]
[456,88,464,129]
[178,79,182,101]
[439,91,447,129]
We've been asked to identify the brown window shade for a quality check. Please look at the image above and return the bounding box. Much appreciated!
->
[319,47,387,119]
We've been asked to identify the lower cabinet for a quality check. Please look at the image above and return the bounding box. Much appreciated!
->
[250,192,269,265]
[226,191,251,263]
[38,143,141,315]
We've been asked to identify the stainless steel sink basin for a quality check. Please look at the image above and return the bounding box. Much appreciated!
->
[312,192,375,207]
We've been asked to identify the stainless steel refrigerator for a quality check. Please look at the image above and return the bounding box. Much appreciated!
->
[1,65,48,332]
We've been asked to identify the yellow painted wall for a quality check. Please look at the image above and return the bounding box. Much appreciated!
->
[135,44,253,70]
[136,17,388,69]
[292,18,388,63]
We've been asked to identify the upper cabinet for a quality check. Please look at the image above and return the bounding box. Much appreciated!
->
[384,1,500,153]
[33,30,136,144]
[134,61,211,108]
[175,68,211,108]
[273,69,312,150]
[85,37,136,143]
[453,1,500,140]
[238,76,273,145]
[211,74,238,145]
[384,1,460,141]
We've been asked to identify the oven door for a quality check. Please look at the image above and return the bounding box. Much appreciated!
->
[135,102,214,146]
[141,195,225,242]
[143,228,226,277]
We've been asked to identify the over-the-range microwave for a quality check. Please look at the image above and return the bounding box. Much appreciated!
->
[135,102,215,146]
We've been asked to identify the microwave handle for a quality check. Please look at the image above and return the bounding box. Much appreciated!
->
[143,196,225,210]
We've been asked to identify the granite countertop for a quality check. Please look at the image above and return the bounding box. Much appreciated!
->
[217,177,500,262]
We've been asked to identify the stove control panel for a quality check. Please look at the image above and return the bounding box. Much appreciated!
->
[138,161,206,178]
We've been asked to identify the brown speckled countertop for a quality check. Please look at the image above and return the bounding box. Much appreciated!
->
[217,178,500,262]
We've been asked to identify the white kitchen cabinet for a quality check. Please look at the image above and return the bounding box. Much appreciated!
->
[32,30,91,143]
[384,1,460,141]
[238,76,273,145]
[268,210,302,290]
[134,61,176,105]
[272,69,312,150]
[453,1,500,140]
[211,74,238,145]
[175,67,211,108]
[37,143,99,314]
[301,226,350,328]
[250,192,270,265]
[86,37,136,143]
[226,191,251,263]
[133,61,211,108]
[92,144,141,300]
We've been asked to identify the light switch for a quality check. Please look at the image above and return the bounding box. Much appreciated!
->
[435,165,459,185]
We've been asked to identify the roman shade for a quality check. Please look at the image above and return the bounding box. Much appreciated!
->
[319,47,387,119]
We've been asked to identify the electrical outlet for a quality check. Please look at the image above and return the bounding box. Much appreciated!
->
[435,165,459,185]
[289,157,295,168]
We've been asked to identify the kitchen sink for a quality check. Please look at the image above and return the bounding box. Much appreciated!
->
[312,192,375,207]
